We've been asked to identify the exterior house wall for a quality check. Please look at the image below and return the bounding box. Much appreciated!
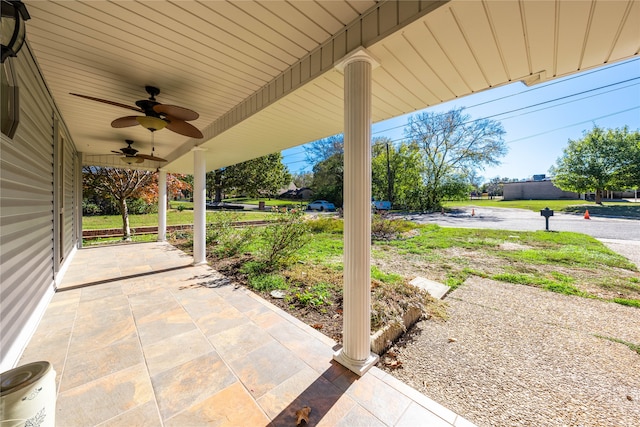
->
[503,180,580,200]
[0,45,80,371]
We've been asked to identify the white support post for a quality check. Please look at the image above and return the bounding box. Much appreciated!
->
[157,169,167,242]
[192,147,207,265]
[333,47,380,376]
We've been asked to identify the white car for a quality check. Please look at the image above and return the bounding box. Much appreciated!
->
[306,200,336,212]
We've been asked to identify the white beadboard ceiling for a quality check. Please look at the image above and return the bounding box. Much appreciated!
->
[22,0,639,174]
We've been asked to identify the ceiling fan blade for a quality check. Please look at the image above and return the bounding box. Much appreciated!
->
[111,150,123,154]
[136,153,167,162]
[165,117,203,138]
[154,104,199,121]
[70,93,143,112]
[111,116,140,128]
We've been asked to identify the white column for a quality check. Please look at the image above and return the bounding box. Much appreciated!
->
[192,147,207,265]
[333,48,380,376]
[157,169,167,242]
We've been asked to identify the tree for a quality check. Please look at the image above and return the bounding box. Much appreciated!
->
[304,134,343,165]
[221,153,291,198]
[311,152,344,206]
[405,107,507,210]
[83,167,155,240]
[291,171,314,188]
[550,125,640,204]
[371,138,430,209]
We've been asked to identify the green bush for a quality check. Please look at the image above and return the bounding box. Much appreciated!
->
[82,201,101,216]
[127,198,156,214]
[247,273,288,292]
[371,215,416,240]
[258,208,309,269]
[206,211,255,258]
[307,217,343,234]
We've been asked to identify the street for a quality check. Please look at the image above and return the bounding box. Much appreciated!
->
[399,206,640,241]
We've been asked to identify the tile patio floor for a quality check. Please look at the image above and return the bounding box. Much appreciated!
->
[18,242,475,426]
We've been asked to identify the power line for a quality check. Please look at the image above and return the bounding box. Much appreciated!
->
[282,81,639,161]
[281,65,639,161]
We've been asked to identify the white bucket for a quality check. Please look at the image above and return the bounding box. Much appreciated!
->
[0,361,56,427]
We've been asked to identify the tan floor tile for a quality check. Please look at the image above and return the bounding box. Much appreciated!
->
[60,337,144,392]
[151,351,237,420]
[165,382,270,427]
[177,291,231,319]
[333,370,412,426]
[331,404,387,427]
[74,304,132,334]
[56,363,154,426]
[79,282,124,303]
[229,340,307,399]
[209,322,276,362]
[194,306,250,337]
[396,402,453,427]
[127,287,176,309]
[142,329,213,376]
[96,401,162,427]
[67,315,137,355]
[133,304,196,347]
[259,366,357,426]
[75,293,130,317]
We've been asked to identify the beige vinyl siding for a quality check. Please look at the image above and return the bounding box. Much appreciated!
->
[0,44,79,369]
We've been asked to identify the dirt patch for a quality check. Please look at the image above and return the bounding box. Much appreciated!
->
[499,241,532,251]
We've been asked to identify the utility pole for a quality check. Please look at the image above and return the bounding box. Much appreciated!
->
[386,142,392,202]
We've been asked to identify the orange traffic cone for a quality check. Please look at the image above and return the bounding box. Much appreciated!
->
[471,209,475,217]
[584,210,590,220]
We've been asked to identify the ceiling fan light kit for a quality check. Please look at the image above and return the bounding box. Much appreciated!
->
[120,156,144,165]
[112,139,167,164]
[71,85,203,138]
[136,115,166,131]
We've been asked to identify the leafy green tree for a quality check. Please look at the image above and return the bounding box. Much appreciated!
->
[404,107,507,210]
[291,171,314,188]
[372,138,430,209]
[550,125,640,204]
[83,167,155,240]
[220,153,291,198]
[311,152,344,206]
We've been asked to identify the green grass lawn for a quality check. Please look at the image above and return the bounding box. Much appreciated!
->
[296,221,640,306]
[222,197,306,207]
[444,199,640,218]
[169,217,639,312]
[82,210,272,230]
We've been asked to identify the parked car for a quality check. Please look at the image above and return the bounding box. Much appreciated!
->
[372,200,391,211]
[306,200,336,212]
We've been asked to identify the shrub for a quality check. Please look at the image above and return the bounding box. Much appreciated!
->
[307,217,343,234]
[247,273,288,292]
[206,211,255,258]
[82,201,101,216]
[371,215,415,240]
[258,208,309,269]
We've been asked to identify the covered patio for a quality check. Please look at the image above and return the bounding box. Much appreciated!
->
[2,0,638,424]
[19,242,473,426]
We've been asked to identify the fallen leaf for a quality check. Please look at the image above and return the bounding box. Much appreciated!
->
[448,337,457,343]
[312,323,323,330]
[295,406,311,425]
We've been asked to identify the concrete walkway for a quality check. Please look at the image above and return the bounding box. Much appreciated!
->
[19,242,474,426]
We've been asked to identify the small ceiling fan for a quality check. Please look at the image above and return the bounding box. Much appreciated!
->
[113,139,167,164]
[70,86,203,138]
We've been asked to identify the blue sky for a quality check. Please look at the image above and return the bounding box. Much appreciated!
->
[282,57,640,182]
